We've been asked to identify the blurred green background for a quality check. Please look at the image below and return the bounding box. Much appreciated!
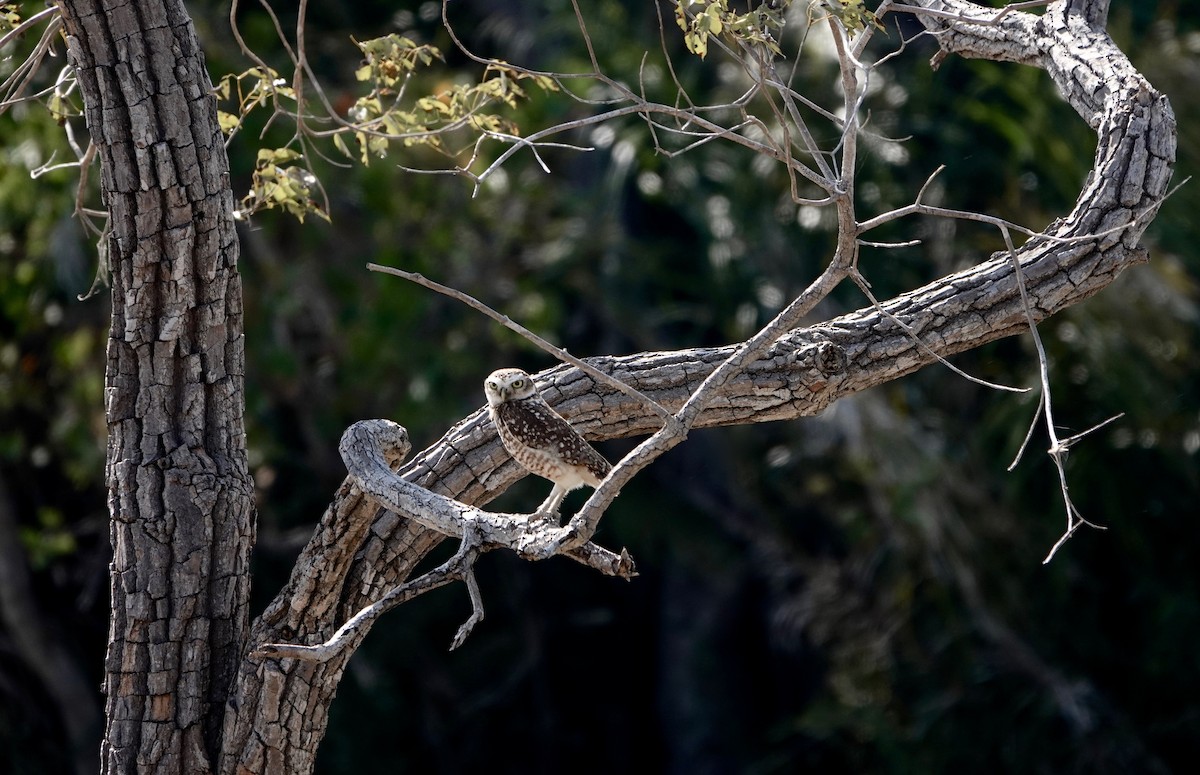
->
[2,1,1197,773]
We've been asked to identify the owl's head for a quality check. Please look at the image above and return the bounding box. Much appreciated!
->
[484,368,537,407]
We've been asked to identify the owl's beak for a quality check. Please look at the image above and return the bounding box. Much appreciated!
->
[499,387,509,401]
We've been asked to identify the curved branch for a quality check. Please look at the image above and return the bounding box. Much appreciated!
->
[344,0,1174,604]
[335,420,636,575]
[221,2,1174,772]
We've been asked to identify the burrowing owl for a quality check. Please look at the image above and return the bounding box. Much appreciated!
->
[484,368,611,516]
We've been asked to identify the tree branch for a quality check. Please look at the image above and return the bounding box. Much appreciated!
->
[339,0,1173,601]
[218,1,1175,771]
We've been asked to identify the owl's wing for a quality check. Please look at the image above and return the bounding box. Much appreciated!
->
[498,399,612,480]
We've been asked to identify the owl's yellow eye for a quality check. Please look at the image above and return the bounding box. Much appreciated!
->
[487,382,497,392]
[513,379,525,389]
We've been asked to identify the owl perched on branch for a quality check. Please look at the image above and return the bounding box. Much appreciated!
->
[484,368,612,517]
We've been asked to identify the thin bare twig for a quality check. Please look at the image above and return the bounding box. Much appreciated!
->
[990,221,1109,563]
[367,263,676,423]
[254,524,486,661]
[0,5,58,52]
[1,15,62,115]
[848,267,1030,393]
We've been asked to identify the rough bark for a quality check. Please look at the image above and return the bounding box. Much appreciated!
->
[56,0,255,771]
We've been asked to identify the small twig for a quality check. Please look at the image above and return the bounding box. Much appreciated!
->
[293,0,311,146]
[228,0,277,85]
[1060,413,1125,448]
[863,170,1188,255]
[989,221,1110,563]
[1,15,62,116]
[652,0,697,112]
[568,0,601,76]
[758,57,836,184]
[848,267,1030,393]
[30,151,82,177]
[254,524,485,661]
[73,140,100,230]
[1041,518,1086,566]
[1007,395,1043,471]
[826,15,862,186]
[367,263,676,423]
[0,4,59,52]
[858,238,922,249]
[449,560,484,651]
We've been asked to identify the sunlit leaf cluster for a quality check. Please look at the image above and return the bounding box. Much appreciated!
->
[344,35,557,162]
[352,33,441,89]
[237,147,327,223]
[215,33,559,217]
[215,65,297,139]
[1,2,21,33]
[674,0,789,58]
[819,0,883,34]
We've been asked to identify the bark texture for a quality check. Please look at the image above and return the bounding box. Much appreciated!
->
[57,0,255,771]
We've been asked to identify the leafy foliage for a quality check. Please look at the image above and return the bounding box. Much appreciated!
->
[215,65,297,137]
[214,31,559,221]
[822,0,883,33]
[238,147,328,223]
[1,2,21,33]
[674,0,788,58]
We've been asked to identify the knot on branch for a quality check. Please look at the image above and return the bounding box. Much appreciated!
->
[815,340,849,377]
[775,335,848,388]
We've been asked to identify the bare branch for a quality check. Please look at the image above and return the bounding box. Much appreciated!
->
[0,4,58,53]
[367,263,676,423]
[255,523,486,661]
[0,13,62,115]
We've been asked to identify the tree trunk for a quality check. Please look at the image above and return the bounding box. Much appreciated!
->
[57,0,255,771]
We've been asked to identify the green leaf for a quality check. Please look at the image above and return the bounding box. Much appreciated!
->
[217,111,240,135]
[0,2,21,33]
